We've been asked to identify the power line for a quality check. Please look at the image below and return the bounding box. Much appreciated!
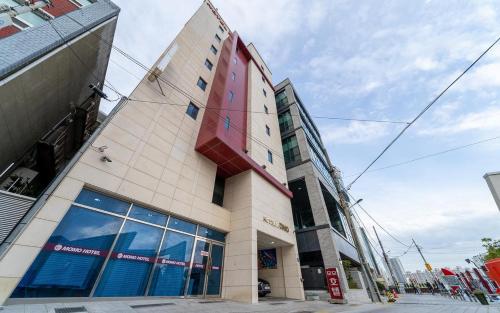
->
[346,33,500,189]
[344,135,500,178]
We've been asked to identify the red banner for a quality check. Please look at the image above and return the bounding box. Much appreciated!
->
[326,267,344,300]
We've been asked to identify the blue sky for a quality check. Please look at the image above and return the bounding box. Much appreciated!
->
[103,0,500,272]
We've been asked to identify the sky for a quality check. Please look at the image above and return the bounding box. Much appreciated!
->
[102,0,500,272]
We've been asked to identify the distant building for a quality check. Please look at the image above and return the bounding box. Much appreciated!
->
[484,172,500,211]
[388,257,407,284]
[0,0,119,248]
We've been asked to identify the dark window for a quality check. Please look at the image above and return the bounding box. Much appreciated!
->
[129,205,168,226]
[320,182,352,241]
[186,102,199,119]
[210,45,217,55]
[282,135,301,165]
[233,57,237,65]
[265,125,270,136]
[275,90,288,110]
[262,75,265,82]
[94,220,163,296]
[215,34,221,43]
[197,77,207,91]
[264,105,269,114]
[204,59,213,70]
[224,116,230,129]
[263,89,267,97]
[231,72,236,81]
[267,150,273,163]
[228,91,234,102]
[12,206,123,298]
[289,180,315,229]
[260,64,264,71]
[278,110,293,132]
[148,231,195,296]
[167,217,197,234]
[218,25,224,33]
[75,189,130,215]
[212,175,225,206]
[197,226,225,242]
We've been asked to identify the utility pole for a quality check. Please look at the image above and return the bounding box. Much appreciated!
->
[412,239,443,291]
[373,226,398,288]
[331,167,381,303]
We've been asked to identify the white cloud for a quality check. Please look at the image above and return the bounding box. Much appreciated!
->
[414,57,440,71]
[321,121,392,144]
[418,106,500,136]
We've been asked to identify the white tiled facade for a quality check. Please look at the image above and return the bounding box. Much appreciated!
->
[0,0,303,304]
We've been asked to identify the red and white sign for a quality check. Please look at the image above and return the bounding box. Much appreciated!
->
[157,259,189,267]
[44,243,106,257]
[201,250,209,257]
[326,267,344,301]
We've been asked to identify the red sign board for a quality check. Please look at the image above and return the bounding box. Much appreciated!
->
[326,267,344,300]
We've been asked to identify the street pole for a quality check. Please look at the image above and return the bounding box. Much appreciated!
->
[413,239,443,292]
[330,168,381,303]
[373,226,398,289]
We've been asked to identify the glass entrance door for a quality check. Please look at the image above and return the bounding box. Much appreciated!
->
[186,240,224,297]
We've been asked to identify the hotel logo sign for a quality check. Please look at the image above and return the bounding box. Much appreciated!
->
[263,217,289,233]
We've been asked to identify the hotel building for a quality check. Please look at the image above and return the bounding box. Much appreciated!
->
[0,0,303,305]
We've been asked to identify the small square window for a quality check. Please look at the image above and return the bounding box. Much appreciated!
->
[231,72,236,81]
[224,116,230,129]
[267,150,273,163]
[233,57,237,65]
[210,45,218,55]
[264,105,269,114]
[262,89,267,97]
[215,34,221,43]
[265,125,270,136]
[197,77,207,91]
[186,102,199,120]
[228,91,234,103]
[262,75,266,82]
[219,25,224,33]
[260,64,264,71]
[205,59,213,71]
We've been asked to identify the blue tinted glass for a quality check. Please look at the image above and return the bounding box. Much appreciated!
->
[197,226,225,242]
[12,206,122,298]
[75,189,130,215]
[167,217,196,234]
[187,240,209,296]
[149,231,194,296]
[94,220,163,297]
[206,245,224,295]
[129,205,167,226]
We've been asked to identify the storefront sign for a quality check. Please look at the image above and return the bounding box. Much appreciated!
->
[157,259,189,267]
[111,252,154,263]
[201,250,209,257]
[44,243,106,257]
[326,267,344,301]
[263,217,290,233]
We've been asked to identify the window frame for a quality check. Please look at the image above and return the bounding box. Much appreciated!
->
[215,34,221,43]
[197,77,207,91]
[210,45,218,55]
[186,102,200,120]
[204,59,213,71]
[265,125,270,136]
[267,150,273,163]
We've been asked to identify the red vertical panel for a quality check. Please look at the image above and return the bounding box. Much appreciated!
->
[43,0,79,17]
[0,26,20,38]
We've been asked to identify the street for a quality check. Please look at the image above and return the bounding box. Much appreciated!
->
[2,294,499,313]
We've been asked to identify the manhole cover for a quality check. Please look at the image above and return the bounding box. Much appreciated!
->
[54,307,87,313]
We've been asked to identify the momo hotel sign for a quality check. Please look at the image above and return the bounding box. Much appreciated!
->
[263,217,290,233]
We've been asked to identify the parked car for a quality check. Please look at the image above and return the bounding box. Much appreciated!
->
[258,278,271,297]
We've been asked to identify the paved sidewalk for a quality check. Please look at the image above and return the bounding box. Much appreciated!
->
[1,294,498,313]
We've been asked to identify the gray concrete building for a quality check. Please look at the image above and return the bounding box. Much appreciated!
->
[484,172,500,211]
[275,78,370,303]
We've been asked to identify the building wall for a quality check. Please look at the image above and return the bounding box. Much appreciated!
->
[484,172,500,211]
[0,0,302,304]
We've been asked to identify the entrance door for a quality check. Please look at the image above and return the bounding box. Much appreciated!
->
[186,240,224,297]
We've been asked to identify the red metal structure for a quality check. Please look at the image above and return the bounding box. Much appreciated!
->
[195,32,292,198]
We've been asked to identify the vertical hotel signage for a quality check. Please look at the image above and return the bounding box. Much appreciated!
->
[326,267,344,301]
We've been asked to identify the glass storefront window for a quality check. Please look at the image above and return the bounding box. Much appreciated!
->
[94,220,163,297]
[75,189,130,215]
[187,240,210,296]
[129,205,168,226]
[168,217,197,234]
[197,226,225,242]
[12,206,123,298]
[206,244,224,295]
[148,231,195,296]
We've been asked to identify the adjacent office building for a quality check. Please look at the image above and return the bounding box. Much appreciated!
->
[0,0,303,305]
[388,257,407,285]
[0,0,120,243]
[275,78,370,303]
[484,172,500,211]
